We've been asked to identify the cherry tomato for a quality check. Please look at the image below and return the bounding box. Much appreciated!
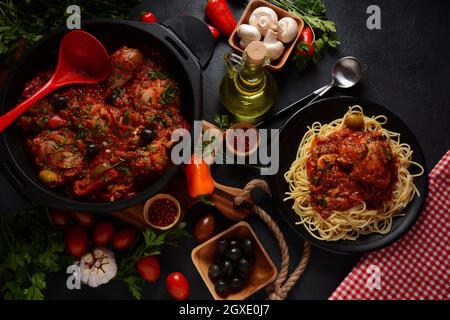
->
[65,224,88,258]
[296,26,315,57]
[113,226,137,249]
[137,256,160,283]
[140,11,158,24]
[207,24,220,41]
[93,220,114,247]
[70,211,95,227]
[194,213,215,243]
[166,272,190,300]
[49,209,69,228]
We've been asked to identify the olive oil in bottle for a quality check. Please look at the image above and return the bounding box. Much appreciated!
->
[219,41,277,123]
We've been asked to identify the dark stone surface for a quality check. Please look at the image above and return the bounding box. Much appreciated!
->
[2,0,450,300]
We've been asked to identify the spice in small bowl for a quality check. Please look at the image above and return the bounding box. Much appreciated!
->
[143,193,181,230]
[225,122,259,158]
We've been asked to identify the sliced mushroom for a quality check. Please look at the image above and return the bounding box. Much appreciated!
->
[277,17,299,43]
[249,7,278,36]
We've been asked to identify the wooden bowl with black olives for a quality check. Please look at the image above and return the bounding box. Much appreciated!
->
[191,221,277,300]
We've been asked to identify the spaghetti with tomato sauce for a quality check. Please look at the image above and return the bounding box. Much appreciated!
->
[284,106,424,241]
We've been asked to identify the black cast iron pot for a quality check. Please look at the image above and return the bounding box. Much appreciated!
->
[0,17,214,213]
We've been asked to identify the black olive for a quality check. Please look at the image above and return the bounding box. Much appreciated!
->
[208,264,222,282]
[216,238,229,255]
[86,143,99,156]
[140,128,156,143]
[229,239,240,248]
[229,276,245,292]
[214,255,225,266]
[214,279,230,296]
[52,96,68,109]
[220,259,235,277]
[226,246,242,261]
[237,256,252,276]
[240,238,254,255]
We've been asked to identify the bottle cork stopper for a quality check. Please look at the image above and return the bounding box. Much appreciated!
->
[245,41,267,65]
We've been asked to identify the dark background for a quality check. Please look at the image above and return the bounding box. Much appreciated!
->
[1,0,450,299]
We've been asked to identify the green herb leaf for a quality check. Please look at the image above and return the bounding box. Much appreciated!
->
[269,0,339,70]
[160,86,177,105]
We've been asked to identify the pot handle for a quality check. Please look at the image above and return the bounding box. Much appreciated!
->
[162,16,215,69]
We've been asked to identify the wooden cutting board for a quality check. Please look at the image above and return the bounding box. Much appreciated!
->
[112,121,252,228]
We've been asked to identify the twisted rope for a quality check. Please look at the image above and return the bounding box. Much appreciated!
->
[234,179,311,300]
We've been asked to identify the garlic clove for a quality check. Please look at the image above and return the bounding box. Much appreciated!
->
[278,17,299,43]
[249,7,278,37]
[263,29,285,61]
[237,24,261,49]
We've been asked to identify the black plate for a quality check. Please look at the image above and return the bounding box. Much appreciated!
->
[270,97,428,254]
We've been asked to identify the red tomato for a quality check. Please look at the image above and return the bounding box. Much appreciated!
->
[207,24,220,40]
[166,272,190,300]
[70,211,95,227]
[47,115,67,129]
[140,11,158,23]
[65,224,88,258]
[49,209,69,228]
[296,26,315,57]
[113,226,137,249]
[93,220,114,247]
[137,256,161,282]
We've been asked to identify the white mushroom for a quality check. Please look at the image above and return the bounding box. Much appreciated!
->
[277,17,299,43]
[79,247,117,288]
[237,24,261,49]
[263,29,284,61]
[249,7,278,36]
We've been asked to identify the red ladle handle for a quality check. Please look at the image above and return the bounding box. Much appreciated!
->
[0,79,57,133]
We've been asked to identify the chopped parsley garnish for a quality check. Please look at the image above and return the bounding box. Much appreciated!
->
[75,130,86,140]
[39,116,48,125]
[160,86,176,105]
[149,70,169,80]
[118,166,131,175]
[147,114,169,128]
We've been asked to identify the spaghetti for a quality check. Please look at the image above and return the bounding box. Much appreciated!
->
[284,106,424,241]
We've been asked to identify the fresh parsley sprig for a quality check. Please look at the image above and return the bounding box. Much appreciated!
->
[269,0,340,70]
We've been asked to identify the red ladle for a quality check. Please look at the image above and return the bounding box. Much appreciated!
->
[0,30,110,133]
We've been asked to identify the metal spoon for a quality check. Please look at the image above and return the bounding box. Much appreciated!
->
[256,56,363,127]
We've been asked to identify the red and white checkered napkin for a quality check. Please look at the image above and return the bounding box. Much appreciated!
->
[329,149,450,300]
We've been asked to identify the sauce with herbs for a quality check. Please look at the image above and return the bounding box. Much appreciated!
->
[18,47,189,201]
[306,128,398,219]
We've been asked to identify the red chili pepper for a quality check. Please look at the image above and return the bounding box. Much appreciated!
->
[47,115,67,129]
[296,26,315,57]
[140,11,158,24]
[185,155,214,198]
[207,24,220,41]
[205,0,237,37]
[73,168,119,197]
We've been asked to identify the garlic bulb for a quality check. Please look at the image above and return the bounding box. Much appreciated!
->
[263,29,284,61]
[277,17,299,43]
[79,247,117,288]
[249,7,278,36]
[237,24,261,49]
